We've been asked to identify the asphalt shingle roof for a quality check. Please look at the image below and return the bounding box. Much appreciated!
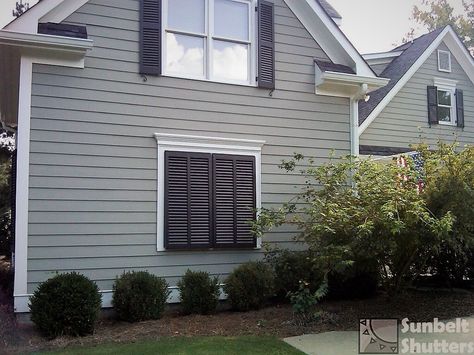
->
[358,27,446,125]
[315,60,355,74]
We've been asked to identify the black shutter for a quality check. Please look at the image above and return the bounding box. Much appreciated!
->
[427,86,438,125]
[164,151,212,249]
[258,0,275,89]
[139,0,162,76]
[213,155,256,248]
[456,89,464,128]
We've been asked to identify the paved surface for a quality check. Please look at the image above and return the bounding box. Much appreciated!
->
[284,318,474,355]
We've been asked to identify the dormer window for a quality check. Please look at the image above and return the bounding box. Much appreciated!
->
[437,50,451,72]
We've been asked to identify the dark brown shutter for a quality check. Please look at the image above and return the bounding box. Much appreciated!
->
[164,151,212,249]
[456,89,464,128]
[427,86,438,125]
[258,0,275,89]
[213,155,256,248]
[139,0,162,76]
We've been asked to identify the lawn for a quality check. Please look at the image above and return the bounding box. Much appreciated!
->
[42,336,304,355]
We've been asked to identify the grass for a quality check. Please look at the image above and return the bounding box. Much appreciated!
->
[42,336,304,355]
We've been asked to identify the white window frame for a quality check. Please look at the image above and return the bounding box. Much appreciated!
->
[437,49,452,73]
[162,0,257,86]
[154,133,265,252]
[434,77,457,126]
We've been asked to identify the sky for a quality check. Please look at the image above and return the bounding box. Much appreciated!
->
[0,0,466,54]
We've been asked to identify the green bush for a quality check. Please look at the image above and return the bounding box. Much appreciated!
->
[327,261,379,300]
[112,271,169,322]
[178,270,220,315]
[224,261,274,311]
[29,272,101,338]
[264,248,323,298]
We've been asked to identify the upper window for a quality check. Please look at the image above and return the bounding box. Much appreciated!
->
[437,50,451,72]
[163,0,256,85]
[437,87,455,124]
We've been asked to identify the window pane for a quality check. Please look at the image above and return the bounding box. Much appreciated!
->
[166,33,204,77]
[438,106,451,122]
[437,90,451,106]
[213,40,248,81]
[168,0,205,33]
[215,0,249,41]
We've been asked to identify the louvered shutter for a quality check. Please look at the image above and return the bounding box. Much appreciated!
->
[139,0,162,75]
[427,86,438,125]
[213,155,256,248]
[456,89,464,128]
[164,151,212,249]
[258,0,275,89]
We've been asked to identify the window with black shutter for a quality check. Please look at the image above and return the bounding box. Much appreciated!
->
[164,151,257,250]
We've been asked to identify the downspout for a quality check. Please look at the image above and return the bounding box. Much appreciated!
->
[350,83,369,157]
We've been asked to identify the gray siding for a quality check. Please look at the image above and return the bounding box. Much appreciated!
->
[27,0,350,293]
[361,43,474,148]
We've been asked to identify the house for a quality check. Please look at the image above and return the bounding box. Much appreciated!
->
[359,26,474,156]
[0,0,387,313]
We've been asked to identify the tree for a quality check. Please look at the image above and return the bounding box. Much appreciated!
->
[404,0,474,55]
[252,152,454,296]
[12,1,30,18]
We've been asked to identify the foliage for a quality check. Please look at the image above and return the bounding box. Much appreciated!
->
[404,0,474,55]
[178,270,220,315]
[287,281,327,325]
[112,271,170,322]
[12,1,30,18]
[264,247,323,298]
[29,272,102,338]
[0,211,12,257]
[224,261,275,311]
[416,142,474,286]
[0,260,13,300]
[0,131,14,258]
[252,153,453,296]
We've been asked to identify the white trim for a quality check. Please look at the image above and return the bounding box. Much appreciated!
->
[362,51,403,61]
[39,0,89,24]
[154,133,264,252]
[13,57,32,313]
[436,86,457,126]
[359,26,474,136]
[437,49,452,72]
[162,0,257,86]
[350,99,359,156]
[283,0,375,77]
[433,77,457,88]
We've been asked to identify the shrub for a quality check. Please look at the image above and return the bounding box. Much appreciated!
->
[264,248,324,298]
[29,272,101,338]
[178,270,220,315]
[113,271,169,322]
[224,261,274,311]
[327,261,379,300]
[288,281,328,325]
[0,260,13,300]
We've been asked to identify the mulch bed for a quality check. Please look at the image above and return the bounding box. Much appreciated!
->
[3,289,473,354]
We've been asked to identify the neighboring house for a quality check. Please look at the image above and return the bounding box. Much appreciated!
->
[0,0,387,312]
[359,26,474,156]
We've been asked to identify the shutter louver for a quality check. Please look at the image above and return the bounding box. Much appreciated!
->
[165,152,212,249]
[258,0,275,89]
[140,0,162,76]
[213,155,256,248]
[427,86,438,125]
[456,89,464,128]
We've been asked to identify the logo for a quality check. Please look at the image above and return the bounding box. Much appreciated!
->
[359,319,399,354]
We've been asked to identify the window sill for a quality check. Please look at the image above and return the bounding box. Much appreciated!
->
[437,121,457,127]
[161,73,257,88]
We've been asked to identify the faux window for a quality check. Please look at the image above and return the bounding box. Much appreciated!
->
[437,50,451,72]
[163,0,256,85]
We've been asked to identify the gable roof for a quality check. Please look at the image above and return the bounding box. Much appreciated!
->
[359,25,474,134]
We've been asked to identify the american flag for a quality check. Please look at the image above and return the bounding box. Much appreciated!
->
[396,152,425,193]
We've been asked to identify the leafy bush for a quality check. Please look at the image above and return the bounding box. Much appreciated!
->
[288,281,328,325]
[29,272,101,338]
[224,261,274,311]
[264,248,323,298]
[178,270,220,315]
[0,260,13,299]
[113,271,169,322]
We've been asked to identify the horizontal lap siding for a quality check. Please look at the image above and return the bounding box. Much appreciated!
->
[27,0,349,293]
[361,43,474,148]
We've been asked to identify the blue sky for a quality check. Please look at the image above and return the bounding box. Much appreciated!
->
[0,0,466,53]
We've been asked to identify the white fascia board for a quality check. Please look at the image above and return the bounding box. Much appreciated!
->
[363,51,403,61]
[442,28,474,85]
[4,0,89,33]
[283,0,375,78]
[358,27,451,135]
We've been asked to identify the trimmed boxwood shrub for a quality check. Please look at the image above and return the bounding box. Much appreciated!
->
[29,272,101,338]
[224,261,274,311]
[178,270,220,315]
[112,271,169,322]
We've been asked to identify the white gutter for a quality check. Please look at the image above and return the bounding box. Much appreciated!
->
[363,51,403,61]
[317,71,390,89]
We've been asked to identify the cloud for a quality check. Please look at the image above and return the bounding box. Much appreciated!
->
[166,33,204,76]
[213,42,248,81]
